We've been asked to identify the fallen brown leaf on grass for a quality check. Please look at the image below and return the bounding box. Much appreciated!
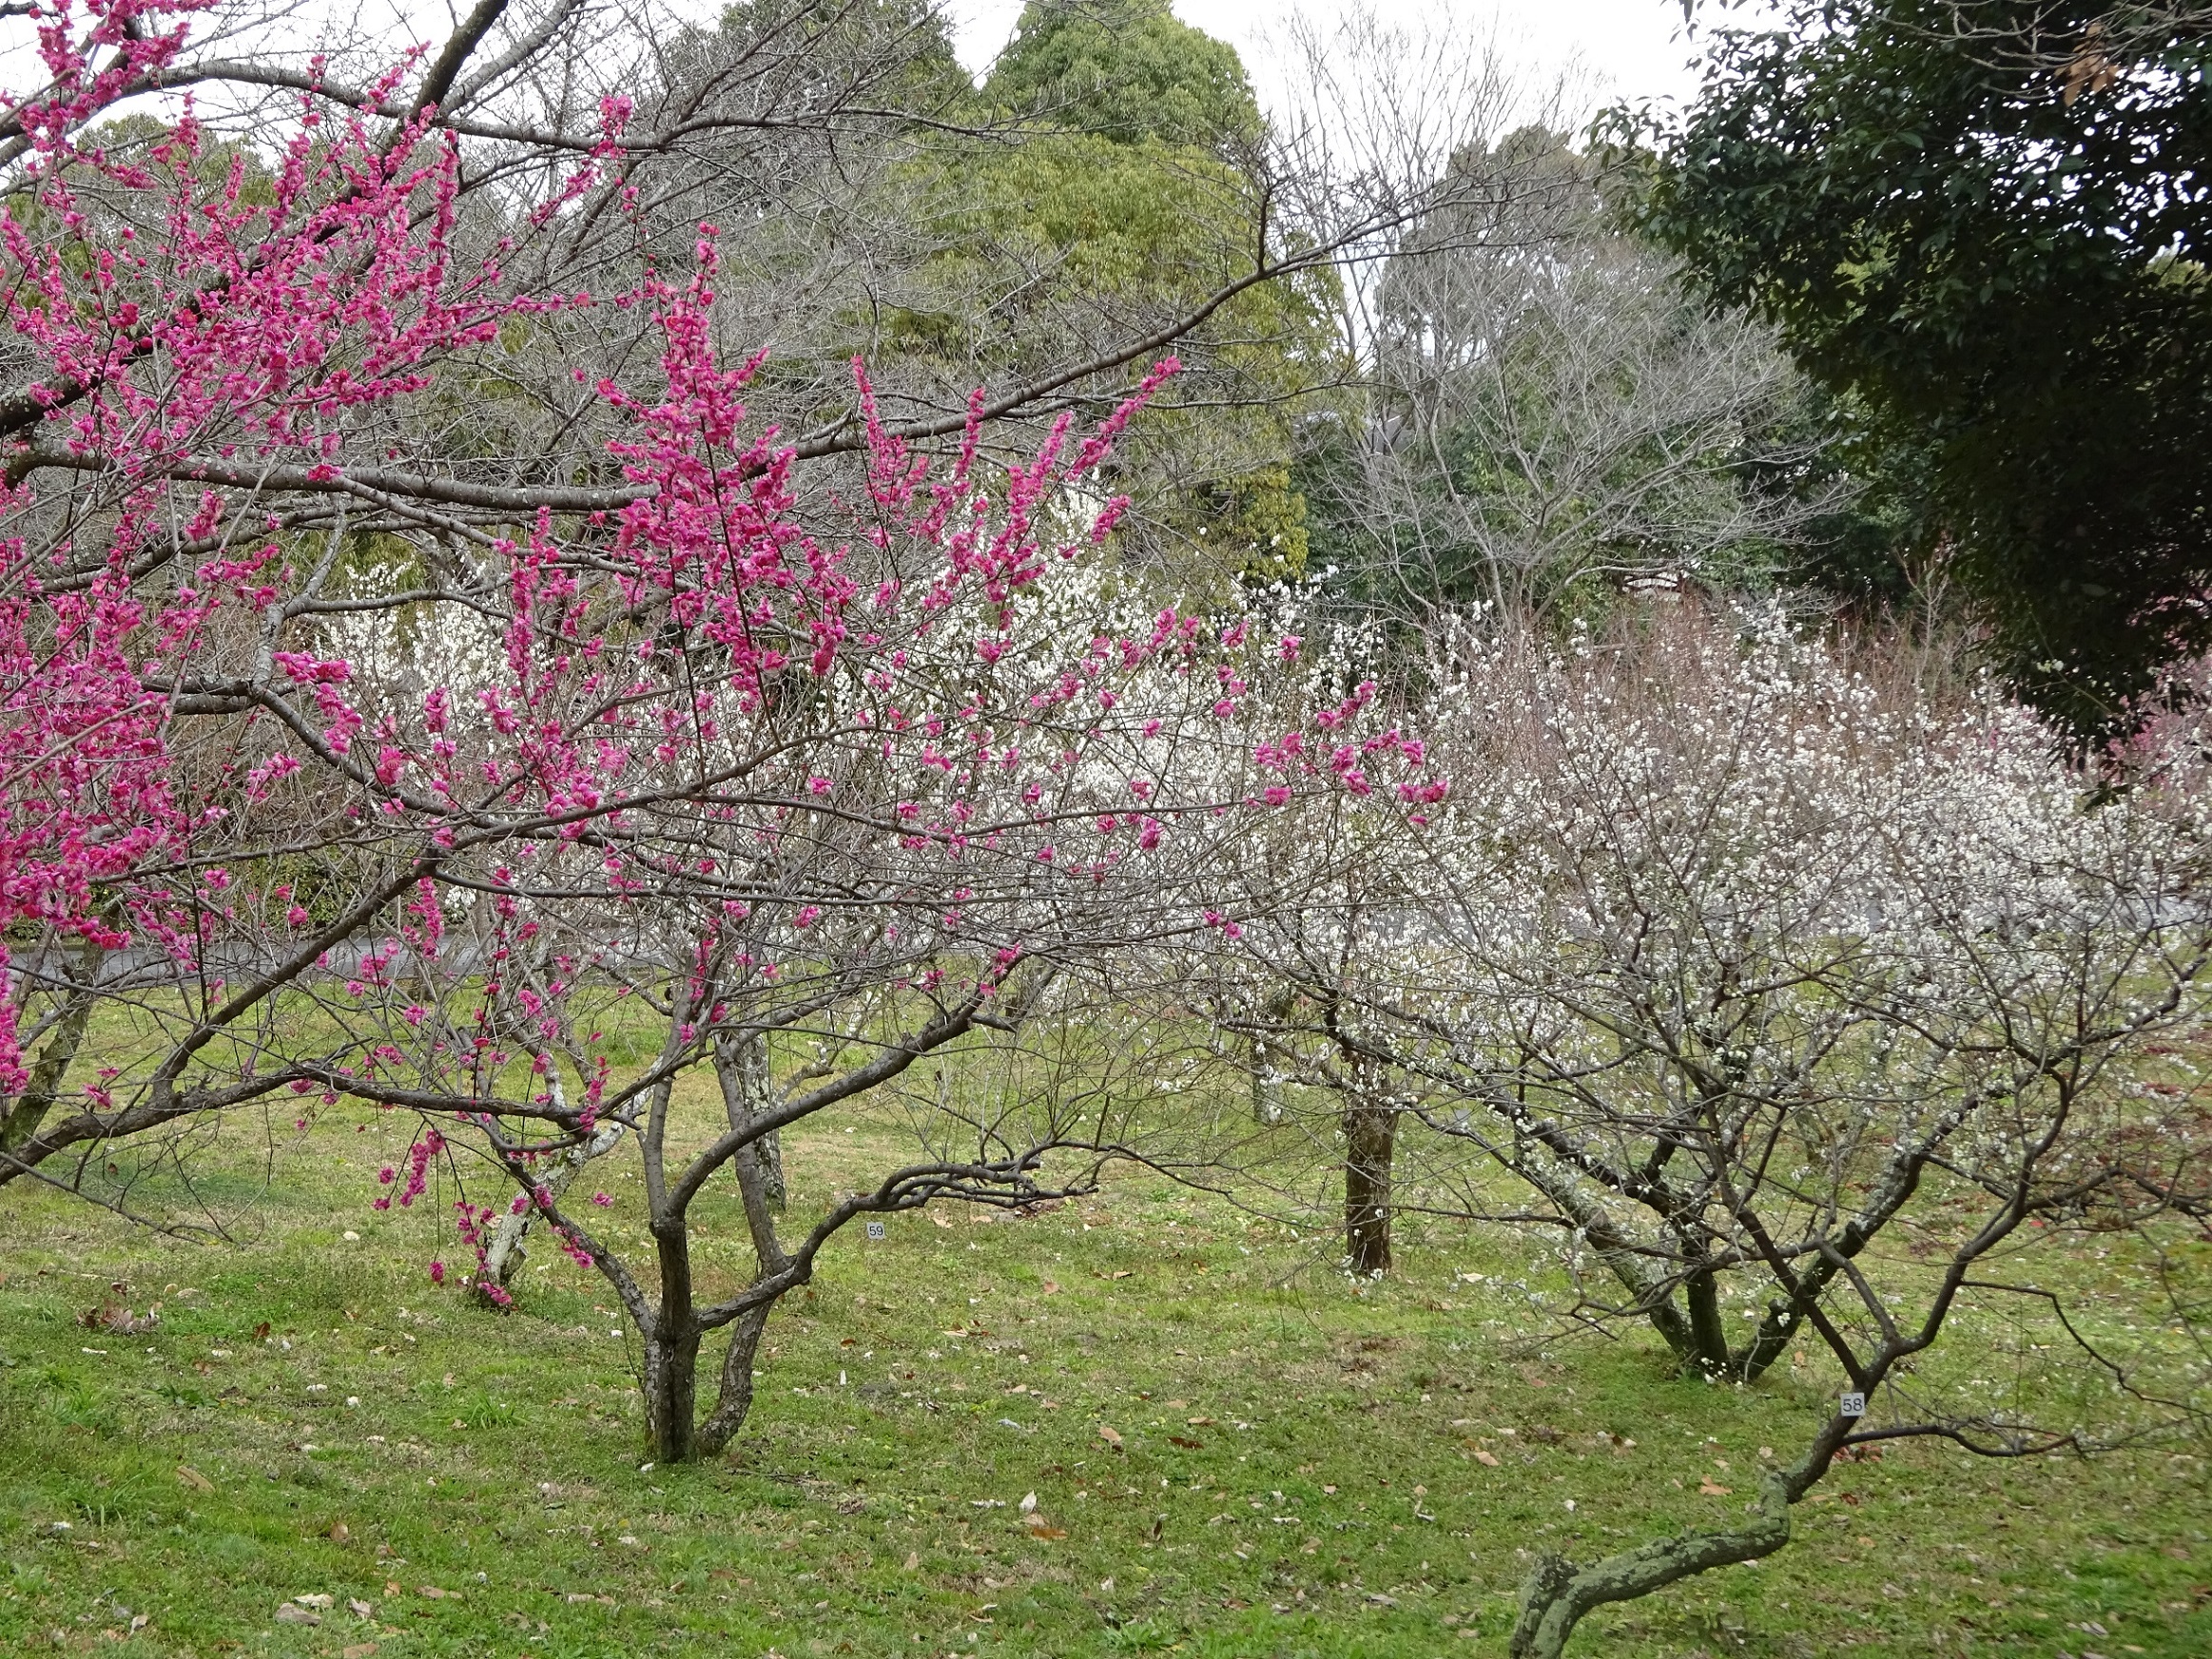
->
[342,1645,378,1659]
[902,1552,920,1571]
[326,1520,350,1542]
[1698,1479,1732,1495]
[1185,1416,1214,1427]
[1094,1270,1132,1281]
[1470,1448,1501,1468]
[1168,1435,1205,1450]
[274,1605,320,1627]
[931,1213,954,1229]
[1096,1425,1123,1450]
[176,1465,213,1493]
[1021,1513,1068,1540]
[1040,1280,1060,1295]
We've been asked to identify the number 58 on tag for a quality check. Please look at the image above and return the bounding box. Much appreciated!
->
[1839,1391,1867,1418]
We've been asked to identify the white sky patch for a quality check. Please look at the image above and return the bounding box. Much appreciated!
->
[945,0,1718,120]
[4,3,1753,132]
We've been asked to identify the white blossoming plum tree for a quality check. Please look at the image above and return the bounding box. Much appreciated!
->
[1219,611,2212,1654]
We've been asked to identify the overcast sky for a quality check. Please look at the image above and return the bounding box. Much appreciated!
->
[944,0,1711,117]
[0,1,1717,128]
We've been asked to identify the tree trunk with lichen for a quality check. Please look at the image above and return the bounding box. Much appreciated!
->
[721,1031,786,1209]
[1246,985,1296,1125]
[1,938,102,1154]
[478,1114,625,1293]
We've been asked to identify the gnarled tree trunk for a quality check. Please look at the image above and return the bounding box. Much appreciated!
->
[1509,1471,1792,1658]
[1487,1138,1798,1383]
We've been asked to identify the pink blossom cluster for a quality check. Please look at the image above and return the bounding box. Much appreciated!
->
[0,7,1450,1299]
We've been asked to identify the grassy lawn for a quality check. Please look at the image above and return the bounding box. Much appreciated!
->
[2,1099,2207,1659]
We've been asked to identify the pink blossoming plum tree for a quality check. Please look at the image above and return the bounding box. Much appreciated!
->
[0,0,1444,1457]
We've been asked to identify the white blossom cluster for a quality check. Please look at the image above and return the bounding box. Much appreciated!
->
[1230,607,2212,1397]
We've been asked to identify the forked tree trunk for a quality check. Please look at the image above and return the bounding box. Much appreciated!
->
[631,1012,987,1462]
[625,1031,802,1463]
[638,1244,801,1459]
[637,1217,786,1460]
[1498,1150,1800,1383]
[1678,1264,1822,1382]
[1509,1471,1792,1658]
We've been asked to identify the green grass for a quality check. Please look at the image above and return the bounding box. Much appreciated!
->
[2,1101,2208,1659]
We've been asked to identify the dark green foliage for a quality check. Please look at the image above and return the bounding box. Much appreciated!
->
[1737,382,1939,607]
[984,0,1262,151]
[1622,1,2212,733]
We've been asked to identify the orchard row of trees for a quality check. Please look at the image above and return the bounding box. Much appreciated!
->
[2,3,2207,1654]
